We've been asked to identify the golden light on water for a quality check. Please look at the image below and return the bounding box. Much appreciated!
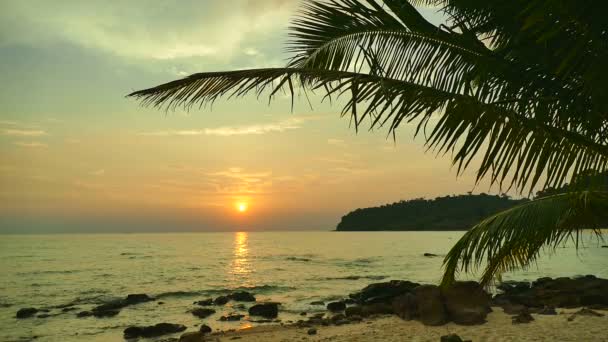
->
[230,232,252,280]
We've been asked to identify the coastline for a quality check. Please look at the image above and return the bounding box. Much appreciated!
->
[210,308,608,341]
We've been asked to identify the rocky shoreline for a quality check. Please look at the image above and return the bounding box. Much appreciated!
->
[13,275,608,341]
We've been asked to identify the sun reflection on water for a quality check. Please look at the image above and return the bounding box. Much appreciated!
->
[230,232,252,282]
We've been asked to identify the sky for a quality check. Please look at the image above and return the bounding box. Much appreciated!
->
[0,0,506,233]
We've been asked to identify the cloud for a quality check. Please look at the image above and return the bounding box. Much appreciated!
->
[90,169,105,176]
[139,117,310,137]
[0,0,297,61]
[3,129,47,136]
[13,141,48,148]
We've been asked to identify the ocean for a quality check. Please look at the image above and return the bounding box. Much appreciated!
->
[1,231,606,341]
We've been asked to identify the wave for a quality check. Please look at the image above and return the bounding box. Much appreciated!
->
[156,285,295,299]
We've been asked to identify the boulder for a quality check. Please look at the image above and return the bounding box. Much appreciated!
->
[248,303,279,318]
[441,281,491,325]
[228,291,256,302]
[414,285,446,326]
[194,298,213,306]
[179,331,205,342]
[392,293,417,320]
[360,303,394,316]
[344,306,363,317]
[423,253,438,257]
[16,308,38,319]
[92,309,119,318]
[220,314,244,321]
[191,308,216,319]
[213,296,229,305]
[307,328,317,335]
[511,311,534,324]
[440,334,465,342]
[125,293,154,305]
[199,324,212,334]
[501,303,527,315]
[326,301,346,312]
[310,301,325,306]
[350,280,420,304]
[123,323,186,339]
[76,311,93,318]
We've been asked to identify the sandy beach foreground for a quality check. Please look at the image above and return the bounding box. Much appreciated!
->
[208,308,607,342]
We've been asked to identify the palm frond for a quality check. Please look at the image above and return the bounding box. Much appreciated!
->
[441,191,608,287]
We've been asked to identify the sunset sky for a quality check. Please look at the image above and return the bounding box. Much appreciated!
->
[0,0,505,233]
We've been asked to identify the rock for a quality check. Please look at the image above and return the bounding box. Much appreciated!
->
[392,293,417,320]
[310,301,325,306]
[307,328,317,335]
[344,306,363,317]
[123,323,186,339]
[330,313,345,323]
[326,301,346,312]
[423,253,438,257]
[37,313,52,318]
[228,291,256,302]
[92,309,120,318]
[497,280,530,293]
[512,311,534,324]
[199,324,212,334]
[194,298,214,306]
[567,307,605,321]
[343,298,356,305]
[536,306,557,315]
[213,296,229,305]
[76,311,93,318]
[220,314,245,321]
[158,302,165,305]
[125,293,154,305]
[414,285,446,326]
[179,331,205,342]
[350,280,420,304]
[191,308,216,318]
[16,308,38,319]
[602,245,608,248]
[441,281,491,325]
[440,334,464,342]
[300,312,307,316]
[249,303,279,318]
[61,306,78,312]
[360,302,394,316]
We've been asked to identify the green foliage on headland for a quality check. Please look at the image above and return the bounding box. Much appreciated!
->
[336,194,528,231]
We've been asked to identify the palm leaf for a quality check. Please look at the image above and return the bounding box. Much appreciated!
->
[441,191,608,287]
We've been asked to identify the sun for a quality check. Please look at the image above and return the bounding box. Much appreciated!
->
[236,202,248,213]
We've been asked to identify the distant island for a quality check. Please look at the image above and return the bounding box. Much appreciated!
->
[336,193,528,231]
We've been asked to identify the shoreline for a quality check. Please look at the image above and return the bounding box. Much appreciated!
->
[208,307,608,341]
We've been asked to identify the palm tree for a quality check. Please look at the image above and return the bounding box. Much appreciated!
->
[129,0,608,286]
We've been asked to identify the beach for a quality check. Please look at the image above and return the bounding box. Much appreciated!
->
[208,308,608,342]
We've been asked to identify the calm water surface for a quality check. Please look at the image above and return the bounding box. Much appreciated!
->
[1,231,606,341]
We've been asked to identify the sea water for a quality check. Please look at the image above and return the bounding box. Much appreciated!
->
[1,231,606,341]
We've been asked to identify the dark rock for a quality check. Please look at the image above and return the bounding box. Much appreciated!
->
[125,293,154,305]
[392,293,417,320]
[37,314,52,318]
[423,253,438,257]
[440,334,464,342]
[345,306,363,317]
[307,328,317,335]
[567,307,605,321]
[93,309,120,318]
[414,285,446,326]
[350,280,420,304]
[512,311,534,324]
[343,298,356,305]
[214,296,230,305]
[220,314,245,321]
[602,245,608,248]
[199,324,212,334]
[179,331,205,342]
[61,306,78,312]
[330,313,345,323]
[76,311,93,318]
[249,303,279,318]
[536,306,557,315]
[497,281,530,293]
[348,314,363,322]
[158,301,165,305]
[360,302,394,316]
[191,308,216,318]
[326,301,346,312]
[228,291,256,302]
[300,312,307,316]
[194,298,213,306]
[16,308,38,319]
[123,323,186,339]
[310,301,325,306]
[442,281,491,325]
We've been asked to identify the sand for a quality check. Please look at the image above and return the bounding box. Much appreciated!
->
[209,308,607,342]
